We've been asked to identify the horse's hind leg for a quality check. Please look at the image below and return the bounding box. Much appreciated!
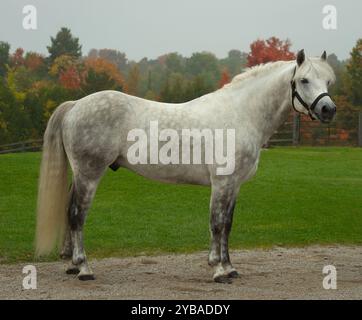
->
[67,172,103,280]
[61,185,74,261]
[63,227,80,275]
[61,184,79,274]
[60,227,72,260]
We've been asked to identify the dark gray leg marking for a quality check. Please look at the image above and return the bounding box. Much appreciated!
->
[209,186,238,283]
[60,227,73,260]
[221,199,239,278]
[209,198,223,267]
[68,188,86,234]
[67,176,99,280]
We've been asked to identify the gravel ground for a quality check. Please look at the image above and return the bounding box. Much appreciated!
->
[0,245,361,300]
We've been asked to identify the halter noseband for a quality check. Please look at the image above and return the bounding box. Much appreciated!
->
[290,66,330,121]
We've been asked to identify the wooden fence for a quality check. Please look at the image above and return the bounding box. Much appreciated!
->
[270,111,362,147]
[0,139,43,154]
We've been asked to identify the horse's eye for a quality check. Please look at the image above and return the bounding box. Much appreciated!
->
[327,80,331,86]
[301,78,309,84]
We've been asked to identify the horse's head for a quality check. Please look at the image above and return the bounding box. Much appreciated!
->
[291,50,336,123]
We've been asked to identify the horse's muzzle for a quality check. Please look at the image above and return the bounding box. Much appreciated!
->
[314,99,336,123]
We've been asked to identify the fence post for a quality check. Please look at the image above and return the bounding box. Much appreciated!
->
[359,112,362,147]
[293,113,301,146]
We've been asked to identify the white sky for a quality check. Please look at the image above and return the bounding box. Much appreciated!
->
[0,0,361,61]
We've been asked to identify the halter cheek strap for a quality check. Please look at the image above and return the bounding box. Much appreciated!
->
[290,67,330,121]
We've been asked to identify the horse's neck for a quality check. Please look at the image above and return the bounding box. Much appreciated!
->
[230,62,295,146]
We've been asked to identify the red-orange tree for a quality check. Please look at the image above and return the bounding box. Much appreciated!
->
[10,48,25,68]
[247,37,295,67]
[218,69,231,88]
[59,65,81,90]
[82,57,125,94]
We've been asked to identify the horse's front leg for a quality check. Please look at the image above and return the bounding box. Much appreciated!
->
[220,199,239,278]
[208,183,238,283]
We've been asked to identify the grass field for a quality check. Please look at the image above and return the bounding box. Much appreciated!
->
[0,147,361,264]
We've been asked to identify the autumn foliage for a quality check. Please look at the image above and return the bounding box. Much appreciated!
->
[10,48,25,68]
[218,69,231,88]
[24,52,45,71]
[0,26,361,147]
[84,57,124,88]
[247,37,295,67]
[59,65,81,90]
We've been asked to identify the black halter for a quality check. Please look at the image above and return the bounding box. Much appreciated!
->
[290,67,330,121]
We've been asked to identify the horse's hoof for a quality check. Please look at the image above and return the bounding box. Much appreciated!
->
[66,267,80,275]
[78,274,95,281]
[213,275,232,284]
[228,270,240,278]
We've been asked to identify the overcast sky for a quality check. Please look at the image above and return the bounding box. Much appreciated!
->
[0,0,361,61]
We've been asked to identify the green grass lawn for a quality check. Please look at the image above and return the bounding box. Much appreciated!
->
[0,147,361,264]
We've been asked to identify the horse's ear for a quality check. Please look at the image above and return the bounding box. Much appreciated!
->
[297,49,305,66]
[321,50,327,60]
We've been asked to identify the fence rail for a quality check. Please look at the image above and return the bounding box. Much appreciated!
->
[0,139,43,154]
[270,111,362,147]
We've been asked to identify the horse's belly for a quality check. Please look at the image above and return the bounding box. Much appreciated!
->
[120,161,211,186]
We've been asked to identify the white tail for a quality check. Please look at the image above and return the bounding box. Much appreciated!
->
[35,102,73,256]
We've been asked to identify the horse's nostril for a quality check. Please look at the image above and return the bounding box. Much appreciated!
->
[321,105,329,115]
[320,105,336,121]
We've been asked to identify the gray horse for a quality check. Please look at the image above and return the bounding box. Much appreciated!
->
[36,50,336,282]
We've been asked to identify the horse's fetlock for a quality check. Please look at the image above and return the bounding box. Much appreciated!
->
[72,254,85,266]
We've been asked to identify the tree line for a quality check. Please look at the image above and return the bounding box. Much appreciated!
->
[0,27,361,144]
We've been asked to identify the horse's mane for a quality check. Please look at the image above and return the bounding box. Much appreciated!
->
[225,60,293,88]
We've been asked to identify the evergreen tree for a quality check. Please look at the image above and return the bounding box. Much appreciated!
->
[47,27,82,62]
[0,41,10,77]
